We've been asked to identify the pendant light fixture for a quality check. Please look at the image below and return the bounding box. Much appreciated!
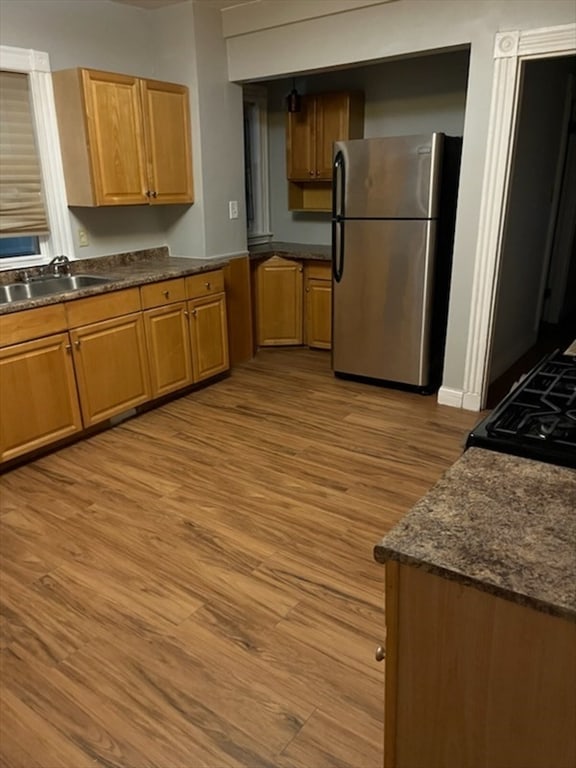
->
[286,78,301,113]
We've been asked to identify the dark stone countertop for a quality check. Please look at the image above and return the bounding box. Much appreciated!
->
[0,247,237,316]
[374,447,576,622]
[248,241,331,262]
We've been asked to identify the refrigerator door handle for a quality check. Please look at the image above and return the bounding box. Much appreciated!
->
[332,150,345,283]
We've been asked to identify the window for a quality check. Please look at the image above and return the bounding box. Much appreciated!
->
[243,85,271,244]
[0,46,73,269]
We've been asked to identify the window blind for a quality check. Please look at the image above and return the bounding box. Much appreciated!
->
[0,70,49,236]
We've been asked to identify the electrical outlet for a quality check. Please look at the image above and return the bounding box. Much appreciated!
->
[78,229,89,247]
[228,200,239,220]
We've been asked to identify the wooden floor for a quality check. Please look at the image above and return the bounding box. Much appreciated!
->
[0,349,480,768]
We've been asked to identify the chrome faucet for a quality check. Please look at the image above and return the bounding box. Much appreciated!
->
[45,254,71,277]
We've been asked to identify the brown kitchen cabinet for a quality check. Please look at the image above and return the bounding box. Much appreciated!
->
[52,68,193,206]
[0,330,82,463]
[185,270,230,382]
[383,561,576,768]
[286,91,364,211]
[67,288,151,427]
[254,256,304,346]
[305,262,332,349]
[141,278,193,398]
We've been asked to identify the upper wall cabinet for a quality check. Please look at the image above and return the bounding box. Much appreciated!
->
[52,68,194,207]
[286,91,364,211]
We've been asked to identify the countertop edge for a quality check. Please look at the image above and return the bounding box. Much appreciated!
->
[373,545,576,623]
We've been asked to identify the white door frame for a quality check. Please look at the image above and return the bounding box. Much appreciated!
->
[455,23,576,411]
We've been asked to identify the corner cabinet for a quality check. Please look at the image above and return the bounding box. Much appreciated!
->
[52,68,194,206]
[254,256,304,346]
[286,91,364,212]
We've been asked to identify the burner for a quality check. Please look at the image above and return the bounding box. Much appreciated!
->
[467,350,576,468]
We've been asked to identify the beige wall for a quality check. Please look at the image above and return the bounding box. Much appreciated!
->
[224,0,576,394]
[0,0,247,261]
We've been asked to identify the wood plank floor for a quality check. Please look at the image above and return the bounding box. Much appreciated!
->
[0,349,480,768]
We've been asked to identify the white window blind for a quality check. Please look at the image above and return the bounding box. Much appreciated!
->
[0,70,49,236]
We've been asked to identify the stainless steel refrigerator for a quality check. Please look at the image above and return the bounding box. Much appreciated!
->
[331,133,459,391]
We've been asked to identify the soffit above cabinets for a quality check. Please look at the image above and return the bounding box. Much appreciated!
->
[110,0,242,9]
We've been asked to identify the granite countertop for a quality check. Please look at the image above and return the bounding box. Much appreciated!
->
[0,242,332,316]
[374,447,576,621]
[0,247,233,316]
[249,241,331,261]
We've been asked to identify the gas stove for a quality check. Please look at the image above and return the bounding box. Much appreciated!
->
[466,349,576,469]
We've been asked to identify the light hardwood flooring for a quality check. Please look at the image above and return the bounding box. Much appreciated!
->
[0,349,480,768]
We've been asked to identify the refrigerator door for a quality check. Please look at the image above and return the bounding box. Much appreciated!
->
[332,219,437,386]
[334,134,444,219]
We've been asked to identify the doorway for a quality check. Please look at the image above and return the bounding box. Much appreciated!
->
[486,54,576,407]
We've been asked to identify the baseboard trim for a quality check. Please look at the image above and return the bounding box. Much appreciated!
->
[437,387,464,408]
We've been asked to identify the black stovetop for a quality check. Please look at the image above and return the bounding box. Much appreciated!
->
[466,349,576,469]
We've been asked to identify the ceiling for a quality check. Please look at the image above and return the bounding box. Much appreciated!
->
[110,0,241,8]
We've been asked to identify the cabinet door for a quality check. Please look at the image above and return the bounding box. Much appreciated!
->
[70,313,151,426]
[143,302,193,397]
[188,293,230,383]
[255,257,303,346]
[315,92,353,180]
[0,334,82,462]
[286,96,316,181]
[81,69,149,205]
[306,278,332,349]
[140,79,194,204]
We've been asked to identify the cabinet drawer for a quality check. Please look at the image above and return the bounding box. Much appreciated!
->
[0,303,67,347]
[185,269,224,299]
[140,278,186,310]
[305,261,331,280]
[65,287,141,328]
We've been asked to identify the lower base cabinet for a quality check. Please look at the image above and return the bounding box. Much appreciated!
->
[0,269,231,466]
[0,333,82,462]
[188,293,229,382]
[384,561,576,768]
[70,313,152,427]
[253,256,332,350]
[144,302,193,398]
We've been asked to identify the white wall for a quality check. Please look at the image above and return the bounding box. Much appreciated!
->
[265,48,469,244]
[489,55,575,382]
[224,0,576,394]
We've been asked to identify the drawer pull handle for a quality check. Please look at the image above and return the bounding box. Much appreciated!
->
[375,645,385,662]
[204,281,211,290]
[163,290,170,299]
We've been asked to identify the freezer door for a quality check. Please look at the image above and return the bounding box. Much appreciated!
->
[332,219,437,386]
[334,135,444,219]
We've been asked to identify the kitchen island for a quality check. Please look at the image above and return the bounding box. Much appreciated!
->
[374,447,576,768]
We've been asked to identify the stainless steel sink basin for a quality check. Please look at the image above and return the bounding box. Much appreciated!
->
[0,274,113,305]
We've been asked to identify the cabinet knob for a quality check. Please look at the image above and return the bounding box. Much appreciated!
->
[298,266,303,273]
[316,171,320,176]
[163,290,170,299]
[375,645,385,662]
[191,309,197,317]
[309,170,314,176]
[145,190,151,198]
[305,287,310,292]
[151,191,158,198]
[184,310,189,318]
[204,281,211,290]
[65,343,72,352]
[74,340,81,349]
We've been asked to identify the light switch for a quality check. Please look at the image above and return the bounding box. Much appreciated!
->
[228,200,239,220]
[78,229,89,247]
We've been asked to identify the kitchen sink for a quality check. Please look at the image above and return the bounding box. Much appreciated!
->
[0,274,114,305]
